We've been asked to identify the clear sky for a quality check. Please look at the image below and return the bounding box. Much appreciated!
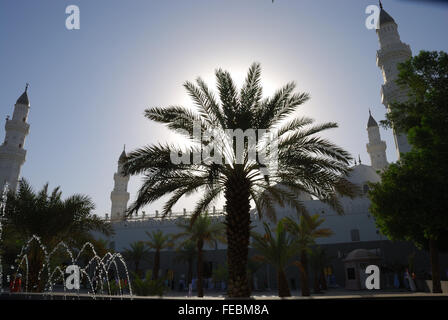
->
[1,0,447,217]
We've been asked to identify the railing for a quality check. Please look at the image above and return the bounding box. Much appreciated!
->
[100,198,371,225]
[101,207,233,223]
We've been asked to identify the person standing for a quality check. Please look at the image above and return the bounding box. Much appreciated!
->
[10,274,22,293]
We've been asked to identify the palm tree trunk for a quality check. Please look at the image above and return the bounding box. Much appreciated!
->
[248,271,253,295]
[153,250,160,280]
[28,243,45,292]
[135,261,140,278]
[187,258,193,288]
[313,269,321,293]
[225,171,251,297]
[429,238,442,293]
[300,250,310,296]
[197,240,204,297]
[320,269,327,290]
[277,269,291,297]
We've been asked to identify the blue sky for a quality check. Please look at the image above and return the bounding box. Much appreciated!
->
[1,0,447,217]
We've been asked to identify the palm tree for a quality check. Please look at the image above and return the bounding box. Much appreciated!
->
[251,221,298,297]
[173,213,225,297]
[283,214,333,296]
[122,63,357,297]
[123,241,150,277]
[145,230,172,280]
[174,240,196,288]
[4,179,113,292]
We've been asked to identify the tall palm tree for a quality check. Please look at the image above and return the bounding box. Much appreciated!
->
[122,63,357,297]
[173,213,225,297]
[145,230,172,280]
[283,214,333,296]
[251,221,298,297]
[123,241,150,277]
[174,240,197,288]
[4,179,113,292]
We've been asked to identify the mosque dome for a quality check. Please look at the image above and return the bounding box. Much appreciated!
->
[344,249,381,262]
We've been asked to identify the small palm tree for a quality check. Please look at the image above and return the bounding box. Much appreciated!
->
[251,221,299,297]
[145,230,172,280]
[123,241,150,278]
[283,214,333,296]
[122,63,357,297]
[174,240,197,287]
[173,213,225,297]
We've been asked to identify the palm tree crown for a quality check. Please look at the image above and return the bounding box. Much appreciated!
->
[283,214,334,251]
[123,241,150,277]
[173,213,226,248]
[145,230,172,251]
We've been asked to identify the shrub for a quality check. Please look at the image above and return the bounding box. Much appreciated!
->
[131,271,167,296]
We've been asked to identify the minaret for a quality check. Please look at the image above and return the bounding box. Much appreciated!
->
[110,147,130,220]
[376,1,412,159]
[0,85,31,192]
[366,110,388,171]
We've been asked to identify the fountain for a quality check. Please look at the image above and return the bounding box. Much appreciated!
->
[0,183,133,299]
[8,235,133,299]
[0,183,8,293]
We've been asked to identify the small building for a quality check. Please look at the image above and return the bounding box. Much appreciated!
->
[344,249,382,290]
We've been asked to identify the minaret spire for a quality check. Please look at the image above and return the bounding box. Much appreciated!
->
[379,0,383,10]
[366,111,388,171]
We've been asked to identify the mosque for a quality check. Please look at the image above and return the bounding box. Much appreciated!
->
[1,5,446,291]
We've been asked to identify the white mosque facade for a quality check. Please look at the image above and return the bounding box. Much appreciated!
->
[3,5,446,289]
